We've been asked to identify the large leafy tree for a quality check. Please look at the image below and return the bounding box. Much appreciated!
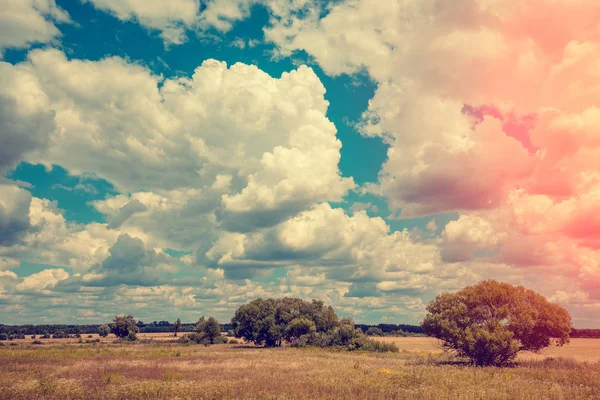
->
[231,298,340,347]
[422,280,572,366]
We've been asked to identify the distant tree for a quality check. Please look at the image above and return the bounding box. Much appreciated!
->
[422,280,572,367]
[41,331,51,339]
[174,318,182,337]
[181,316,222,346]
[111,315,139,340]
[366,327,385,337]
[98,324,110,338]
[197,317,221,343]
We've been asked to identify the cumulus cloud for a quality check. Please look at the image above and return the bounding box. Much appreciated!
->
[260,0,600,299]
[83,0,200,45]
[0,184,33,247]
[16,268,69,293]
[3,50,350,229]
[0,0,69,53]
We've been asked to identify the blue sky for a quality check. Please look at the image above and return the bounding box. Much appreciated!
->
[1,0,599,327]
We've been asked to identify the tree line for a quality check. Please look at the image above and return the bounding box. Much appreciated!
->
[0,280,585,366]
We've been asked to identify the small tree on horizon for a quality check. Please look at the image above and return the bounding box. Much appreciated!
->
[98,324,110,338]
[174,318,182,337]
[422,280,572,367]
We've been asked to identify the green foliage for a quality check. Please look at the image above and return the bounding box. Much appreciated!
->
[180,316,223,346]
[52,330,69,339]
[422,280,572,367]
[111,315,139,339]
[285,318,316,341]
[231,298,339,347]
[366,327,385,337]
[291,318,398,353]
[97,324,110,338]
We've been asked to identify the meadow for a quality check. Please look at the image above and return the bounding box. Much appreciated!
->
[1,336,599,399]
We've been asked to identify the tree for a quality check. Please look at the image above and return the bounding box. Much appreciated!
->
[111,315,139,340]
[231,298,340,347]
[98,324,110,338]
[182,316,222,345]
[174,318,182,337]
[422,280,572,367]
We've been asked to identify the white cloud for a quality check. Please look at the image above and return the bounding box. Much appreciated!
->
[7,51,349,223]
[16,268,69,293]
[84,0,200,45]
[0,0,69,52]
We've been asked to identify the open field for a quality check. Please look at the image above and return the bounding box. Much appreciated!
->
[376,337,600,363]
[1,338,599,399]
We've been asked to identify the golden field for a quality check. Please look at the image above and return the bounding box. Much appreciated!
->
[1,337,599,399]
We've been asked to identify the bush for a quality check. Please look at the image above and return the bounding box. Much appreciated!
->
[366,327,385,337]
[98,324,110,338]
[180,317,224,346]
[41,332,51,339]
[52,331,69,339]
[87,335,93,338]
[229,339,239,345]
[422,280,572,367]
[32,340,43,345]
[213,336,228,344]
[291,318,398,353]
[0,333,7,341]
[31,335,36,339]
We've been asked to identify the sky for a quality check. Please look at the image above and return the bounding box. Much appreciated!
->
[0,0,599,327]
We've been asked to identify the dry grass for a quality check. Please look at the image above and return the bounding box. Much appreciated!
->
[0,339,599,399]
[376,337,600,363]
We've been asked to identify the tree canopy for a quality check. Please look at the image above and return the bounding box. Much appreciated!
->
[111,315,139,340]
[231,298,339,347]
[422,280,572,366]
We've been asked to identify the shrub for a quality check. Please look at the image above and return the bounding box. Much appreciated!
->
[41,332,51,339]
[88,335,93,338]
[0,333,7,341]
[213,336,228,344]
[31,335,36,339]
[229,339,239,345]
[422,280,572,367]
[52,331,69,339]
[32,340,43,345]
[98,324,110,338]
[180,316,224,346]
[291,318,398,353]
[366,327,385,337]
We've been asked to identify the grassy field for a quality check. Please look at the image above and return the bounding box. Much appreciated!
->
[1,338,599,399]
